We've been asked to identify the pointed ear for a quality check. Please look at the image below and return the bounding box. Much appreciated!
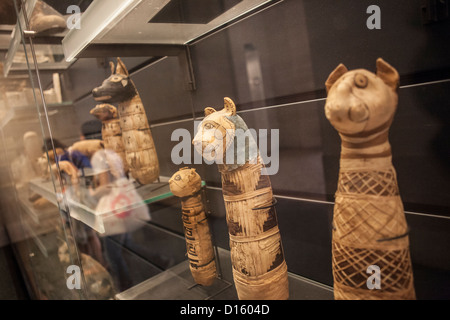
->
[115,57,129,76]
[204,107,217,117]
[223,97,236,115]
[376,58,399,91]
[107,104,118,118]
[109,61,115,75]
[325,64,348,93]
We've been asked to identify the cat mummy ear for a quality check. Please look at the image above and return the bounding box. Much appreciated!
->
[204,107,217,116]
[376,58,400,91]
[224,97,236,115]
[325,64,348,93]
[109,61,115,75]
[115,57,129,76]
[107,104,118,118]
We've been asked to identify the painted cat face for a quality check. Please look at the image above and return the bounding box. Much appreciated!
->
[324,58,399,136]
[92,58,137,104]
[90,103,117,121]
[192,98,236,163]
[169,167,202,197]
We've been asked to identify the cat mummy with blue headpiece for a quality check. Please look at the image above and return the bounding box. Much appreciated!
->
[192,97,289,300]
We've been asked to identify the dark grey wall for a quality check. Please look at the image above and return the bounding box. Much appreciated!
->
[57,0,450,299]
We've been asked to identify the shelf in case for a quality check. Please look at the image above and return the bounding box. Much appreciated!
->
[3,0,75,76]
[28,176,204,234]
[116,246,335,300]
[62,0,282,61]
[116,247,233,300]
[28,178,59,206]
[0,101,73,129]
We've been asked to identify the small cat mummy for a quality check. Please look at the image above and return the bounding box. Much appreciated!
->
[90,103,128,174]
[192,97,289,300]
[169,167,217,286]
[324,58,416,300]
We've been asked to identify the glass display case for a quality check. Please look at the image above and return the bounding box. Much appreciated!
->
[0,0,449,301]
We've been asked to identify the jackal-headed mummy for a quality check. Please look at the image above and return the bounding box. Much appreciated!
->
[92,58,159,185]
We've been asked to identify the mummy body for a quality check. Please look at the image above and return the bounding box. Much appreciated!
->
[220,158,288,300]
[192,98,289,300]
[118,95,159,184]
[325,59,415,300]
[101,118,128,173]
[169,168,216,286]
[90,103,128,173]
[92,58,159,185]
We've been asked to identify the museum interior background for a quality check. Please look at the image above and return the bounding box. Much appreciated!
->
[0,0,449,299]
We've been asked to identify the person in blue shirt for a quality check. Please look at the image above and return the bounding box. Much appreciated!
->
[43,138,92,170]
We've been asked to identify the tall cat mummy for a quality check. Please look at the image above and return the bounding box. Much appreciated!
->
[192,97,289,300]
[169,167,217,286]
[324,58,416,300]
[92,58,159,185]
[90,103,128,174]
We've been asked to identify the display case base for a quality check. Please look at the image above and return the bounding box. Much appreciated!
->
[116,247,334,300]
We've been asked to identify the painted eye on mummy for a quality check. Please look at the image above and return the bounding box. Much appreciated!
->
[203,123,215,130]
[110,76,123,82]
[354,73,368,89]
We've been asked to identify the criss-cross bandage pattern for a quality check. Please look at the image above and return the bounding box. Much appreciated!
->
[332,168,415,300]
[338,169,399,197]
[325,59,415,300]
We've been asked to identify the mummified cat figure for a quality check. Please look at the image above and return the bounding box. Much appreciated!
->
[192,98,289,300]
[90,103,128,174]
[92,58,159,184]
[324,58,415,300]
[169,168,216,286]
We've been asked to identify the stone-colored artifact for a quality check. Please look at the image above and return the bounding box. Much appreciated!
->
[324,58,416,300]
[192,97,289,300]
[58,240,116,300]
[92,58,159,185]
[169,167,216,286]
[30,0,66,33]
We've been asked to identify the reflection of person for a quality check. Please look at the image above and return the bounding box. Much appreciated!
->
[11,131,54,210]
[89,149,125,200]
[11,132,43,190]
[43,138,92,170]
[24,131,44,177]
[42,138,108,269]
[90,149,151,291]
[90,149,150,228]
